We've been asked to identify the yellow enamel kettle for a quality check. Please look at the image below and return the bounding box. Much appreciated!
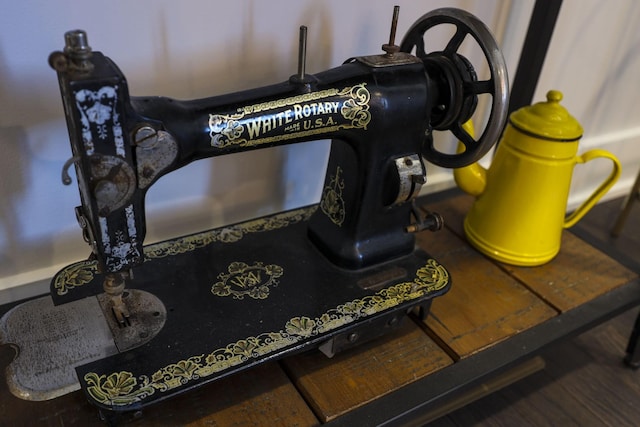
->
[454,90,621,266]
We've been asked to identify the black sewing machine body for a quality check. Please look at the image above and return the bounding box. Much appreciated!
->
[0,7,508,418]
[56,50,435,276]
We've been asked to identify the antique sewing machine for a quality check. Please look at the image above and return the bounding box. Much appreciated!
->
[0,6,507,419]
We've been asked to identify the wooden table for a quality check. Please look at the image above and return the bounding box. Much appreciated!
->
[2,193,638,426]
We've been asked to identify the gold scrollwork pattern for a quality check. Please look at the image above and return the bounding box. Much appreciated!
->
[240,88,341,114]
[53,260,99,295]
[211,261,284,300]
[82,258,449,407]
[341,84,371,128]
[320,166,346,226]
[209,112,245,147]
[208,83,371,149]
[84,371,155,407]
[143,206,316,260]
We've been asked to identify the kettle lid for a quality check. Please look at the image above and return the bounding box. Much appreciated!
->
[510,90,583,141]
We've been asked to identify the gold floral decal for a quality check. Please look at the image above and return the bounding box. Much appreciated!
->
[209,112,245,147]
[84,371,155,406]
[208,83,371,148]
[320,166,345,226]
[82,259,449,407]
[53,260,99,295]
[211,262,284,300]
[341,84,371,128]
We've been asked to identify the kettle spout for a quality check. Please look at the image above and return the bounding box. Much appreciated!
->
[453,120,487,197]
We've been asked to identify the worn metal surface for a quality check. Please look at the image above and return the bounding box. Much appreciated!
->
[355,52,422,68]
[97,289,166,352]
[0,289,166,401]
[393,154,425,205]
[0,295,116,401]
[135,129,178,189]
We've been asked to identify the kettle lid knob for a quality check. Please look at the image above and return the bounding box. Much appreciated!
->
[510,90,583,141]
[546,89,562,103]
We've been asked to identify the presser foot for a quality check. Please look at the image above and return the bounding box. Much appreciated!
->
[110,297,131,328]
[103,273,131,327]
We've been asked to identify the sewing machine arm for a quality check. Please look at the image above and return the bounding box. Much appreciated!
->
[53,50,437,277]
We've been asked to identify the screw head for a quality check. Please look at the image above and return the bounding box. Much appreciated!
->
[134,126,158,147]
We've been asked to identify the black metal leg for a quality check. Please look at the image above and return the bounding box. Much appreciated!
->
[506,0,563,116]
[625,310,640,368]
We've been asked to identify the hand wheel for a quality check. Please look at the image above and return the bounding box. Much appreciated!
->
[400,8,509,168]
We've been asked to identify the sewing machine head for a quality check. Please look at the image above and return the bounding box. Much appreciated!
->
[50,5,506,292]
[1,6,508,416]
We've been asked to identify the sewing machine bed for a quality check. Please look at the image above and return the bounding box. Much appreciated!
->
[41,205,450,412]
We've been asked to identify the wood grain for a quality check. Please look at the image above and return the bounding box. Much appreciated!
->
[431,308,640,427]
[416,220,557,359]
[282,319,453,422]
[425,193,638,312]
[502,231,638,312]
[426,196,640,427]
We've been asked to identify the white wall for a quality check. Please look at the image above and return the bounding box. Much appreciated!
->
[0,0,638,300]
[532,0,640,207]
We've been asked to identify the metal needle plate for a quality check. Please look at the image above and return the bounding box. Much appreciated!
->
[0,290,165,401]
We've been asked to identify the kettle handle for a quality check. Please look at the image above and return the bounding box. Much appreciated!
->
[564,149,621,228]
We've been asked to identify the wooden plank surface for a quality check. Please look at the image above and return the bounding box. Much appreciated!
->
[282,319,453,422]
[128,363,319,426]
[0,354,318,427]
[503,232,638,312]
[427,194,638,312]
[430,307,640,427]
[416,224,557,359]
[423,195,640,426]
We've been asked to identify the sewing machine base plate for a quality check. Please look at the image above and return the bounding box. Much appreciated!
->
[8,206,450,413]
